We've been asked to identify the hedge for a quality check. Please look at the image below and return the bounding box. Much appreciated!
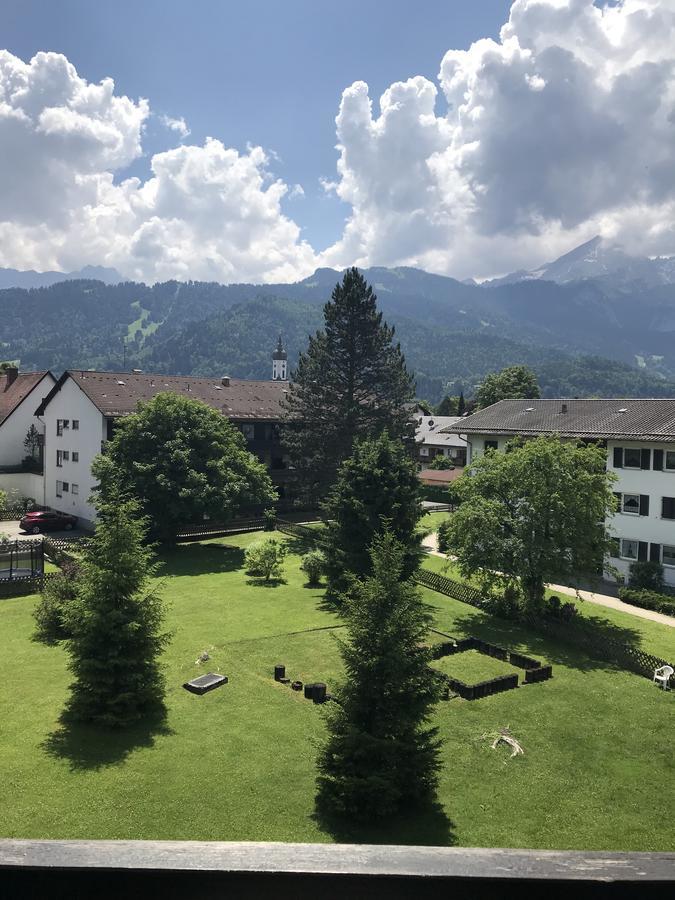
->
[617,587,675,617]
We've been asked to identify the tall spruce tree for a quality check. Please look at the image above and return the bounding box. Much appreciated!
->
[283,268,414,499]
[316,531,441,821]
[63,491,169,727]
[323,431,423,598]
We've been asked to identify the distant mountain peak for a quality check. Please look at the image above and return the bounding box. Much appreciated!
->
[0,264,123,290]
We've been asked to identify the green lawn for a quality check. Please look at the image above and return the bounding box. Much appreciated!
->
[0,531,673,849]
[433,649,520,684]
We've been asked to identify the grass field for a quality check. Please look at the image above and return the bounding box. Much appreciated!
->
[433,649,520,684]
[0,531,673,849]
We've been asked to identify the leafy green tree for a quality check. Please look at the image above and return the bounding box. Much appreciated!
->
[283,268,414,499]
[323,432,423,598]
[244,538,287,582]
[300,549,326,586]
[457,391,466,415]
[63,492,169,727]
[475,364,540,409]
[316,531,441,821]
[32,562,79,645]
[446,436,617,613]
[0,489,7,516]
[93,393,276,542]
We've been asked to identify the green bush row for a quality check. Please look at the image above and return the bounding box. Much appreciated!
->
[617,586,675,617]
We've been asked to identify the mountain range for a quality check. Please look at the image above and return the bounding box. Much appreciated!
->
[2,238,675,404]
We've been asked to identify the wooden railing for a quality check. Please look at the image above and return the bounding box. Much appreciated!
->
[0,840,672,897]
[176,518,266,541]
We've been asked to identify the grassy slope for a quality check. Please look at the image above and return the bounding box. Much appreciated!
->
[0,531,673,849]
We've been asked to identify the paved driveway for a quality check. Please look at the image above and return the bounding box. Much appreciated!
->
[0,520,86,541]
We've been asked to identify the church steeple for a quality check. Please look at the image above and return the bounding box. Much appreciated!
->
[272,334,288,381]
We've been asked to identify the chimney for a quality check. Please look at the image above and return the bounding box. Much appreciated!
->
[561,403,568,414]
[221,376,231,387]
[4,365,18,388]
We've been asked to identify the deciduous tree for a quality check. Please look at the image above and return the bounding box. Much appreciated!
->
[475,364,540,409]
[93,393,276,542]
[446,436,617,613]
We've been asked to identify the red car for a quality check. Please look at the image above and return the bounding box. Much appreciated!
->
[20,510,77,534]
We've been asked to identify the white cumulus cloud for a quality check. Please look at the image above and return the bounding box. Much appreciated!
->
[160,114,191,139]
[321,0,675,279]
[0,50,316,282]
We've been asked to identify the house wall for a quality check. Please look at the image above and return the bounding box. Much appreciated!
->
[0,472,45,505]
[0,374,54,467]
[43,377,106,529]
[606,440,675,587]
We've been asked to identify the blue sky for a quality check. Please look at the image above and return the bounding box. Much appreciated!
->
[3,0,512,251]
[0,1,672,284]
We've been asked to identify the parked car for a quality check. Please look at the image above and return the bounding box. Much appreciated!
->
[19,510,77,534]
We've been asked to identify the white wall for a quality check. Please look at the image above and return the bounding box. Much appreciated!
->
[0,373,54,467]
[606,440,675,587]
[43,377,106,529]
[0,472,44,504]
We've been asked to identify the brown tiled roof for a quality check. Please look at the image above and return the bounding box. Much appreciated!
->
[443,398,675,443]
[418,467,463,485]
[37,371,289,420]
[0,371,52,425]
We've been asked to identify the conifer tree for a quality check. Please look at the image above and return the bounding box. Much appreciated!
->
[323,431,423,597]
[63,491,169,727]
[316,531,441,821]
[283,268,414,498]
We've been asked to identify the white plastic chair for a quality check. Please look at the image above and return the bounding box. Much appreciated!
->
[653,665,674,690]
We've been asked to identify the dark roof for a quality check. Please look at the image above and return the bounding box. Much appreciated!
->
[443,398,675,443]
[0,371,52,426]
[36,371,289,420]
[418,467,463,485]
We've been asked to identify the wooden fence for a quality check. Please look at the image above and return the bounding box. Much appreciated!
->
[0,571,59,599]
[414,566,674,683]
[176,518,266,541]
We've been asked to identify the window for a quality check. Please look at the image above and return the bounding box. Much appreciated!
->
[623,448,641,468]
[662,497,675,520]
[63,450,69,461]
[56,480,62,498]
[72,452,79,463]
[420,446,429,456]
[71,483,79,495]
[62,481,69,492]
[241,424,255,441]
[72,420,79,430]
[484,439,498,452]
[663,545,675,568]
[622,493,640,515]
[56,450,63,468]
[666,451,675,471]
[620,539,638,560]
[56,419,63,436]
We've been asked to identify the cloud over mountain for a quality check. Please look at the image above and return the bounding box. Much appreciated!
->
[321,0,675,279]
[0,50,316,283]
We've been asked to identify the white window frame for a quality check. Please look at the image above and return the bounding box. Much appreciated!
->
[621,493,640,516]
[619,538,639,561]
[71,483,79,496]
[72,451,79,463]
[662,544,675,568]
[56,450,63,468]
[62,481,69,493]
[56,480,62,498]
[72,420,79,430]
[420,446,429,457]
[63,450,69,462]
[665,450,675,472]
[623,447,641,469]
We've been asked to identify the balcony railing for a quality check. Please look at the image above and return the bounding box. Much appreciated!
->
[0,840,672,897]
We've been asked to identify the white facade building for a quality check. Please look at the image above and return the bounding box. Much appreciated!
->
[271,336,288,381]
[415,416,467,467]
[445,399,675,588]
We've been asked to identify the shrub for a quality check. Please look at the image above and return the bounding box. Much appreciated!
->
[484,583,522,620]
[0,489,7,516]
[244,539,287,581]
[628,560,665,592]
[436,520,451,554]
[300,549,325,586]
[33,563,80,644]
[263,508,277,531]
[428,455,454,470]
[545,594,579,623]
[618,587,675,617]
